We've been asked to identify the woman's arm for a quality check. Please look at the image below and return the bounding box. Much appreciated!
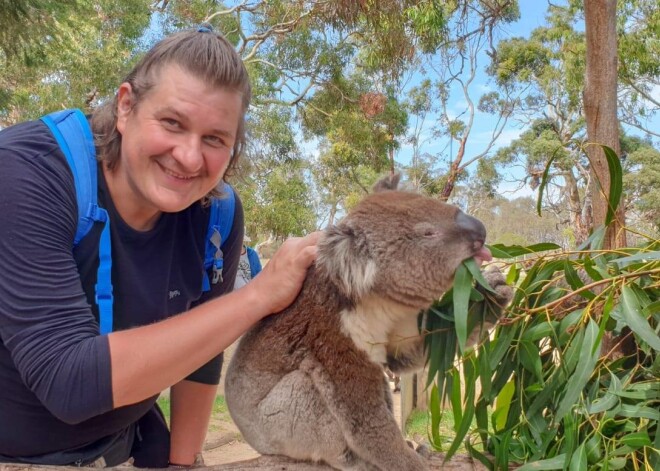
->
[108,232,320,408]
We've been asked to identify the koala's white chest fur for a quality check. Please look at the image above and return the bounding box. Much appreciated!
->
[340,295,421,365]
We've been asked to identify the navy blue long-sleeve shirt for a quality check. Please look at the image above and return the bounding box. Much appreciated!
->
[0,118,242,457]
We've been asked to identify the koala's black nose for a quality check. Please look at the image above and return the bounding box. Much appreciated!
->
[455,211,487,247]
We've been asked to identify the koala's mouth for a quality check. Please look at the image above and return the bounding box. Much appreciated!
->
[472,244,493,266]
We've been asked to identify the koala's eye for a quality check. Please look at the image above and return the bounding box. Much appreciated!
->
[414,223,439,238]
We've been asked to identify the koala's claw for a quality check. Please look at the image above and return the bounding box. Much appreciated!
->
[481,266,513,307]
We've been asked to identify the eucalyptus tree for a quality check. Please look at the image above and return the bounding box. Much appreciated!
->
[0,0,78,62]
[584,0,625,248]
[0,0,152,126]
[301,74,408,225]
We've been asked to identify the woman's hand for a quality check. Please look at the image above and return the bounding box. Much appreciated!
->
[242,231,322,320]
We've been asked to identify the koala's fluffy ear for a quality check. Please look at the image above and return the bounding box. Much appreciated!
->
[318,224,377,302]
[373,173,401,192]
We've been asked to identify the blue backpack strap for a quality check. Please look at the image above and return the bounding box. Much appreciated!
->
[202,183,236,292]
[246,246,262,279]
[41,109,114,334]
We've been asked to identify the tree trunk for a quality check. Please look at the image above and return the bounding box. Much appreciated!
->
[440,137,467,202]
[583,0,627,249]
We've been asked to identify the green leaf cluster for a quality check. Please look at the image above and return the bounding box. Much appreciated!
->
[1,0,152,125]
[425,239,660,470]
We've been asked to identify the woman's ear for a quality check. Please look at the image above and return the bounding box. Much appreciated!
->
[115,82,134,135]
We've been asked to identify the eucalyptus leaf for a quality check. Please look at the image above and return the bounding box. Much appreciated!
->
[521,321,558,342]
[599,144,623,226]
[536,146,561,218]
[563,260,595,300]
[429,384,442,448]
[519,340,544,383]
[488,242,561,258]
[578,225,606,251]
[617,404,660,420]
[587,393,618,414]
[445,358,477,460]
[452,262,473,352]
[555,320,600,422]
[620,431,652,448]
[507,262,520,285]
[620,286,660,351]
[463,257,496,293]
[612,250,660,267]
[606,457,627,470]
[568,443,587,471]
[493,379,515,432]
[516,454,567,470]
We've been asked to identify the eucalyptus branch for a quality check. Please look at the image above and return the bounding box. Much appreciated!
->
[620,75,660,108]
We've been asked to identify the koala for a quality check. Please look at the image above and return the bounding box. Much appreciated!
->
[224,175,510,471]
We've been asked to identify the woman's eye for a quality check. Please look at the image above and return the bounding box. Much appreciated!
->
[205,135,226,147]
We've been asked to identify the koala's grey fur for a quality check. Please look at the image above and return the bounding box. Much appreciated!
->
[225,175,511,471]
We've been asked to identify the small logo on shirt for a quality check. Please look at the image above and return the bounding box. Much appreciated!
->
[169,290,181,300]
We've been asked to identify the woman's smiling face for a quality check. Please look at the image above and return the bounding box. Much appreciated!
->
[108,63,243,230]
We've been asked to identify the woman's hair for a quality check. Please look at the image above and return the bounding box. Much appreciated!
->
[91,27,251,198]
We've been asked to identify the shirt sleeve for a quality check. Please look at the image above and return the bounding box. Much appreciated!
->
[0,142,114,424]
[184,191,244,385]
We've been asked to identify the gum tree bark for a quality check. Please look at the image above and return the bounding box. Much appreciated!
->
[583,0,627,249]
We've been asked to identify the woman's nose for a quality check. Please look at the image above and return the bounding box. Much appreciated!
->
[172,135,204,173]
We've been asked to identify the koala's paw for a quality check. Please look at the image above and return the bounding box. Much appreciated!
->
[481,266,513,308]
[406,439,431,459]
[415,443,431,459]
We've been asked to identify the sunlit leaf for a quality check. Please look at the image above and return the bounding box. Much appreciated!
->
[493,379,515,431]
[507,262,520,285]
[517,454,567,470]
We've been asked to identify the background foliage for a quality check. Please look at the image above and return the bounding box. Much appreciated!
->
[3,1,657,245]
